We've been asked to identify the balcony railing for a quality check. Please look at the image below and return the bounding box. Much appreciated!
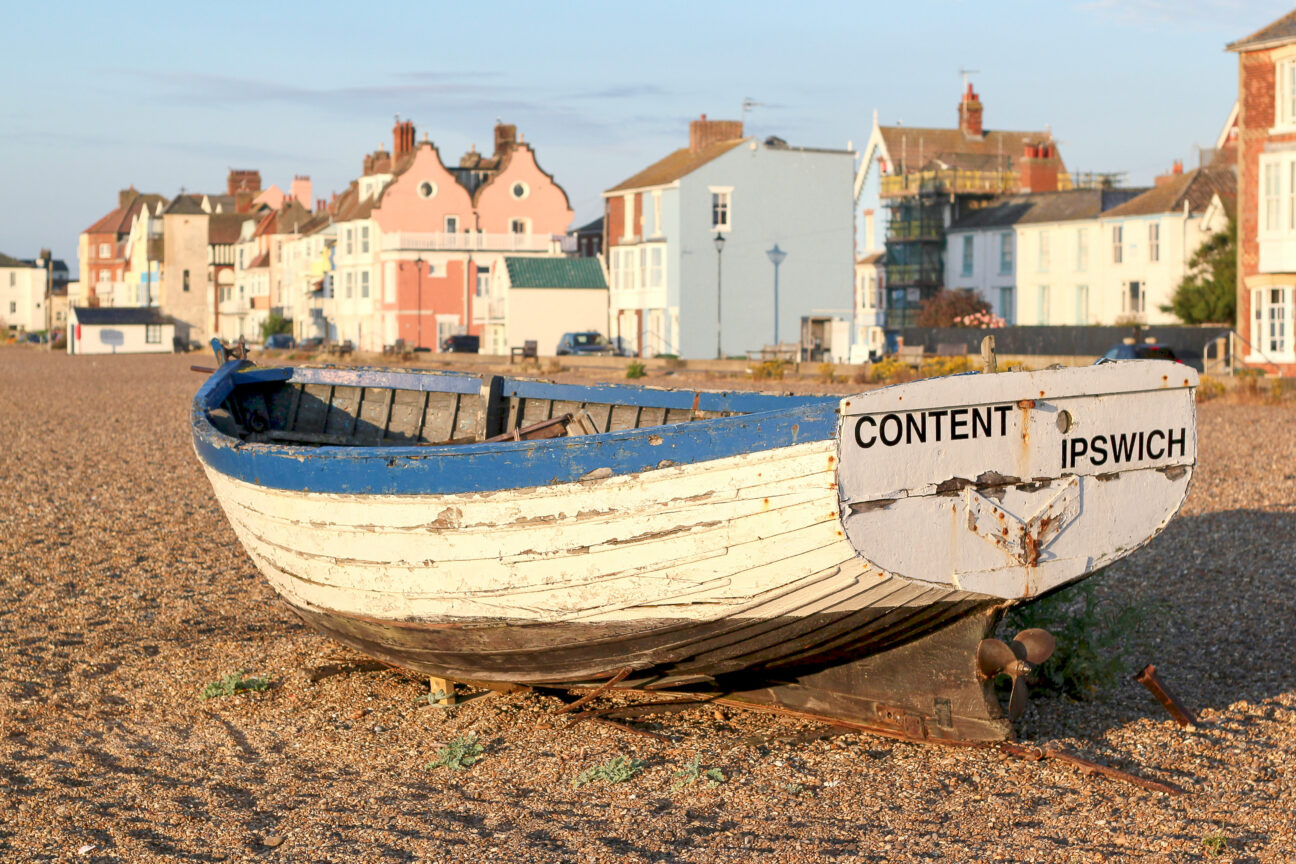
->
[382,232,558,253]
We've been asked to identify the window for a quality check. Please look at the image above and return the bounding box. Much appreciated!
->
[960,236,973,277]
[183,269,190,292]
[145,324,161,344]
[1076,229,1089,272]
[1075,285,1089,324]
[345,272,354,298]
[1037,231,1050,273]
[652,190,662,236]
[345,228,353,255]
[647,246,664,289]
[1123,280,1145,315]
[511,182,529,200]
[475,267,490,298]
[621,193,634,240]
[510,219,528,234]
[445,215,459,234]
[7,301,14,314]
[999,286,1015,324]
[99,243,110,258]
[710,188,732,231]
[999,233,1013,274]
[418,181,437,199]
[361,226,370,254]
[1277,58,1296,129]
[1253,287,1292,357]
[1148,223,1160,263]
[98,271,109,283]
[361,270,370,298]
[1037,285,1050,324]
[8,273,14,286]
[1112,225,1123,263]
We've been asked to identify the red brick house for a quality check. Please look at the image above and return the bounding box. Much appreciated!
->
[1229,11,1296,375]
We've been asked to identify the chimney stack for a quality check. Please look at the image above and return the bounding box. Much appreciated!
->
[958,84,984,139]
[1018,143,1059,194]
[118,186,139,209]
[494,121,517,156]
[227,169,262,196]
[1155,159,1187,186]
[290,175,313,208]
[688,113,744,153]
[392,118,416,158]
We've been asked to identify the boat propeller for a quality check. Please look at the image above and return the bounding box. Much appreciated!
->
[976,629,1056,721]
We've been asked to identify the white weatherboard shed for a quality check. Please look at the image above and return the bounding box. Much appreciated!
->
[68,306,176,355]
[499,257,609,355]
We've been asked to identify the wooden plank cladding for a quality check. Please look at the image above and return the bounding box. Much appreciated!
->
[229,369,741,450]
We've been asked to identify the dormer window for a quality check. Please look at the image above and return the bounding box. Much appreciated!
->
[418,181,437,199]
[511,181,529,200]
[1278,58,1296,130]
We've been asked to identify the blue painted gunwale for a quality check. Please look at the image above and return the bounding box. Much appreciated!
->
[192,360,842,495]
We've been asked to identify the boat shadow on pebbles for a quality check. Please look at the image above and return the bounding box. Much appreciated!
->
[1009,508,1296,740]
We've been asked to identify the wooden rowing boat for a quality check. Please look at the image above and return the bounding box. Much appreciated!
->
[192,344,1197,741]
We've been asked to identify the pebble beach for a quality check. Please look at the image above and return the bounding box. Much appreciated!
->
[2,347,1294,862]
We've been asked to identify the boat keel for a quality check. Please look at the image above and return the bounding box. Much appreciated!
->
[720,605,1013,743]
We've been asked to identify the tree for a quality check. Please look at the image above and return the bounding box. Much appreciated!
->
[1161,217,1236,325]
[917,289,993,327]
[259,312,293,341]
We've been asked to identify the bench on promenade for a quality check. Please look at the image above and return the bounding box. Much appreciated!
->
[511,340,538,364]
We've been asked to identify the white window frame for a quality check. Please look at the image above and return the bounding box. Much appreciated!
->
[960,235,973,277]
[145,324,161,344]
[345,271,354,299]
[999,232,1013,275]
[1037,285,1050,325]
[1112,225,1123,264]
[651,190,662,236]
[361,270,370,298]
[621,193,634,241]
[98,243,110,258]
[1075,284,1089,324]
[1123,280,1145,315]
[1148,222,1160,263]
[445,215,459,234]
[510,218,530,235]
[1251,286,1294,360]
[1076,229,1088,272]
[1037,231,1050,273]
[709,187,733,232]
[1276,57,1296,132]
[361,226,370,254]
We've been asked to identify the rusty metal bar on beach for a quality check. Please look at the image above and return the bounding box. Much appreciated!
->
[554,666,634,715]
[999,743,1184,795]
[1134,664,1198,728]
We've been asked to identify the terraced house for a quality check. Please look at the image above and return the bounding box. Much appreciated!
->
[322,118,574,353]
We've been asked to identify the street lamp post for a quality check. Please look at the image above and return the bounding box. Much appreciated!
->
[415,256,424,350]
[766,243,786,346]
[714,231,726,359]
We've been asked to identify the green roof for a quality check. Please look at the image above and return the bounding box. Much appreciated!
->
[504,256,607,290]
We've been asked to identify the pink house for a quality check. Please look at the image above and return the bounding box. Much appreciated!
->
[324,119,574,353]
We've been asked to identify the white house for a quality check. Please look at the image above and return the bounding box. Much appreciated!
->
[853,251,887,359]
[68,306,176,355]
[498,257,609,355]
[1,253,50,334]
[948,188,1145,325]
[1097,166,1235,325]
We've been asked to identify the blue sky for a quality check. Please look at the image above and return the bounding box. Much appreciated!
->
[1,0,1287,274]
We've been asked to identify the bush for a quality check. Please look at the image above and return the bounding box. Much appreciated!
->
[920,355,973,378]
[750,359,787,380]
[869,357,913,384]
[817,362,837,384]
[259,312,293,342]
[625,361,647,380]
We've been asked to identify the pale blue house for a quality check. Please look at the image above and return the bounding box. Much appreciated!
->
[603,116,855,359]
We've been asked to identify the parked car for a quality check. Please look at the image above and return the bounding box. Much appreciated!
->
[1096,343,1179,363]
[298,337,324,351]
[24,332,47,345]
[556,331,614,356]
[441,334,480,353]
[264,333,295,350]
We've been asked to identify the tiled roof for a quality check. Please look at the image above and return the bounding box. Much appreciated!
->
[209,213,253,245]
[247,250,270,269]
[857,251,885,265]
[948,188,1149,231]
[571,216,604,235]
[84,206,126,235]
[0,252,30,267]
[504,256,608,290]
[606,138,748,193]
[1227,9,1296,52]
[1100,168,1237,218]
[165,195,206,215]
[72,306,174,326]
[878,126,1064,174]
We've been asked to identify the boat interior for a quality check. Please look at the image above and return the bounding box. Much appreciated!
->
[206,364,827,449]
